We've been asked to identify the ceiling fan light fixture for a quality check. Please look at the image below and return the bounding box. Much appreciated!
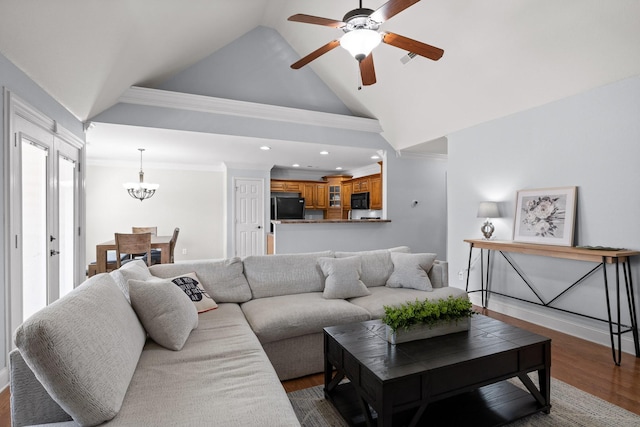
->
[340,29,381,61]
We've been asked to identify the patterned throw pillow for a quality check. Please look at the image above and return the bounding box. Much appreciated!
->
[167,272,218,313]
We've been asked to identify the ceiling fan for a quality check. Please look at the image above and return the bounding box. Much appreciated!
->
[288,0,444,86]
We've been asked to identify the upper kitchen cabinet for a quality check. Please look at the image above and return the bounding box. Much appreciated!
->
[323,175,352,219]
[370,174,382,210]
[270,180,303,193]
[303,183,327,209]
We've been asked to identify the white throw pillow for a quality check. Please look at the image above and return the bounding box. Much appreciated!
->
[128,279,198,351]
[386,252,437,291]
[318,256,371,299]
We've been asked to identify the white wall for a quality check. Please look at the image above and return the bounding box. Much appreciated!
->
[448,75,640,354]
[86,165,225,265]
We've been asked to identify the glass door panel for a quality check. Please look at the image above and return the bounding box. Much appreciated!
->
[58,155,76,298]
[21,140,48,320]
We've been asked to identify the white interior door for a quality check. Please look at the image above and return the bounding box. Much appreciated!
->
[234,178,264,257]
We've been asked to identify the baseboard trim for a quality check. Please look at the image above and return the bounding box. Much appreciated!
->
[469,294,637,355]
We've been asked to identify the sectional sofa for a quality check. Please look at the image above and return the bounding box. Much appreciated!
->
[10,247,468,426]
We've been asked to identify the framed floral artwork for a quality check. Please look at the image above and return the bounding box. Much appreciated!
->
[513,186,577,246]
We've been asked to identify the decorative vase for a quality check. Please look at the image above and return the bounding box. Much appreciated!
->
[385,317,471,345]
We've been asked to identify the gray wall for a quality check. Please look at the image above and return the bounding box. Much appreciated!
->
[1,52,84,386]
[447,75,640,353]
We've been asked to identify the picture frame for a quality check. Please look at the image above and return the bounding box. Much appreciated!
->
[513,186,577,246]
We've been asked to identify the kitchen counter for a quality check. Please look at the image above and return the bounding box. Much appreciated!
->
[271,219,391,224]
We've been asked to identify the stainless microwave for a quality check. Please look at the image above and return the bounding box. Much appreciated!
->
[351,192,370,210]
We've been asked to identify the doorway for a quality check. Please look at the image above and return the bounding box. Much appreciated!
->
[7,93,83,344]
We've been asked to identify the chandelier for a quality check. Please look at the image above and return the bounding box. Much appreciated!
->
[123,148,159,201]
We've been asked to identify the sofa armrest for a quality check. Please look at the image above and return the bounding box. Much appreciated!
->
[10,349,73,427]
[429,260,449,288]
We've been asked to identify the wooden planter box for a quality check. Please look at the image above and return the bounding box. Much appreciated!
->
[385,317,471,345]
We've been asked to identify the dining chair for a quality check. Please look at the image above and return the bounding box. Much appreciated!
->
[115,232,152,268]
[146,227,180,265]
[132,226,157,235]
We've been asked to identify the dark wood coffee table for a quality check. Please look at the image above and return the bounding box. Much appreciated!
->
[324,314,551,427]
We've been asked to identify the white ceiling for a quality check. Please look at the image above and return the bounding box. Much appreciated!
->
[2,0,640,168]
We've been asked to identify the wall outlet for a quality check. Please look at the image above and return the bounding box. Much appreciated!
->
[182,248,187,255]
[458,270,464,281]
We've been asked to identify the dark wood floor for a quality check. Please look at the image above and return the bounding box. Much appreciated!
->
[1,307,638,425]
[283,307,640,417]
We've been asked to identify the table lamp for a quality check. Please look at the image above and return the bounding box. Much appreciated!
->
[477,201,500,239]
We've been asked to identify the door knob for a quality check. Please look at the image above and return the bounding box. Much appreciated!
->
[50,249,60,256]
[257,225,262,229]
[50,235,56,242]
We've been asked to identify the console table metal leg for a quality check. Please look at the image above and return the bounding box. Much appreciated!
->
[623,261,640,357]
[602,257,621,365]
[465,244,474,293]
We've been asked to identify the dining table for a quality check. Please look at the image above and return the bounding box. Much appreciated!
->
[95,235,172,274]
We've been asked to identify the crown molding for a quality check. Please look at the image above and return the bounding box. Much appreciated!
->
[118,86,383,134]
[396,150,448,161]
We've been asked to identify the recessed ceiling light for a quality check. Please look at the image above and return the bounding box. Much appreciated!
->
[260,146,271,150]
[371,155,380,159]
[336,167,343,170]
[292,163,300,167]
[320,150,329,155]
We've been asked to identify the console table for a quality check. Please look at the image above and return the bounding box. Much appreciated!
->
[464,239,640,365]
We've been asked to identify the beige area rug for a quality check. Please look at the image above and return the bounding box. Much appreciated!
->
[288,376,640,427]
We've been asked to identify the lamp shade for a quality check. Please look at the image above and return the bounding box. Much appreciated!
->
[340,29,382,61]
[477,201,500,218]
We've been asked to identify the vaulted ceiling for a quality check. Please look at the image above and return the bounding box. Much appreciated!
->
[1,0,640,159]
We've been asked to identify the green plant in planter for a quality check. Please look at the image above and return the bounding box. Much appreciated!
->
[382,296,475,333]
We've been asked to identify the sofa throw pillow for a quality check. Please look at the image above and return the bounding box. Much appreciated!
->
[318,256,371,299]
[164,272,218,313]
[386,252,438,291]
[128,279,198,351]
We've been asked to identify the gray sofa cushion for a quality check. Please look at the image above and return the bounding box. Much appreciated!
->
[335,246,411,287]
[128,279,198,351]
[14,274,146,426]
[241,292,371,344]
[318,256,370,299]
[243,251,333,298]
[149,257,252,303]
[103,304,299,426]
[349,285,469,319]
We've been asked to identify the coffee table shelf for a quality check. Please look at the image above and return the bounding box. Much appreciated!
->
[324,315,551,427]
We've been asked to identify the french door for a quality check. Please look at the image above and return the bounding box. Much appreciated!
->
[7,93,83,343]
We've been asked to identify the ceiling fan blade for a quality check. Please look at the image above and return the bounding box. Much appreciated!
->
[359,54,377,86]
[291,40,341,69]
[370,0,421,23]
[288,14,345,28]
[382,32,444,61]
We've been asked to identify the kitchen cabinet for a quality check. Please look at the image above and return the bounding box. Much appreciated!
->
[342,182,352,211]
[270,180,303,193]
[323,175,352,219]
[303,183,327,209]
[370,174,382,210]
[352,177,370,193]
